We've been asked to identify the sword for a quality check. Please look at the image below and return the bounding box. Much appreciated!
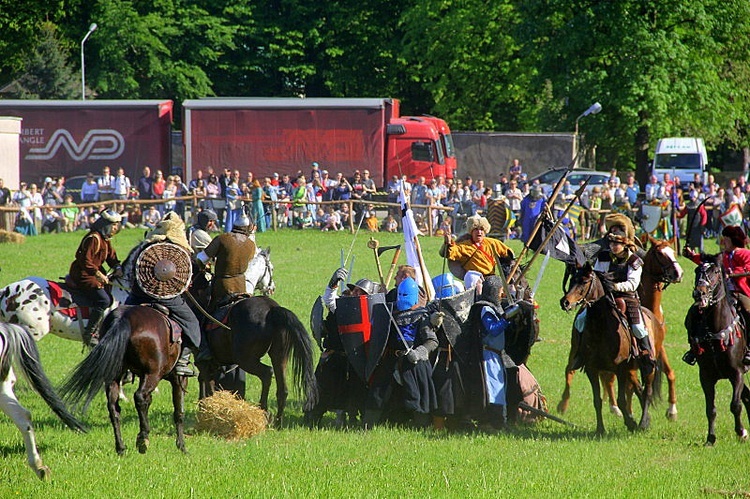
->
[517,401,576,427]
[532,252,552,297]
[382,302,413,354]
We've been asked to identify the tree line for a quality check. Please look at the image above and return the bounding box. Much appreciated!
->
[1,0,750,181]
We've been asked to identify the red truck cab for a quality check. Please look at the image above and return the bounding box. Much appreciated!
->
[386,116,447,183]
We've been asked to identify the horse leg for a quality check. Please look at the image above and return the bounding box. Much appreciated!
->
[133,374,160,454]
[169,373,187,453]
[557,369,575,414]
[240,358,274,423]
[105,380,127,455]
[600,372,622,417]
[636,365,653,431]
[700,370,718,446]
[0,369,50,480]
[269,348,289,428]
[742,383,750,427]
[659,347,678,421]
[729,370,748,442]
[586,368,606,436]
[617,372,639,432]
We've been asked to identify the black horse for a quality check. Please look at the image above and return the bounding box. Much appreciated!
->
[197,296,318,427]
[686,258,750,446]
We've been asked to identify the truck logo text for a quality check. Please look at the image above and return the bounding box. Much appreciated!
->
[25,128,125,161]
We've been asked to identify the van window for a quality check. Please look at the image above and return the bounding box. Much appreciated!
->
[654,153,702,170]
[412,141,435,163]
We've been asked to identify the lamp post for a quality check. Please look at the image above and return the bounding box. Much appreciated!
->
[81,23,98,101]
[574,102,602,166]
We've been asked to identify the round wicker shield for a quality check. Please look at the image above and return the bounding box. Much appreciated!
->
[135,242,193,299]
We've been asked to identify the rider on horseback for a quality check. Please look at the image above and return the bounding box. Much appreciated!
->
[188,209,218,254]
[595,226,654,364]
[68,208,123,347]
[683,225,750,365]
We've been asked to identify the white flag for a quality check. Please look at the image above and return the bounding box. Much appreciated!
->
[399,183,435,298]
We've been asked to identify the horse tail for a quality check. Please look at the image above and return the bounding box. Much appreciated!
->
[59,307,131,414]
[269,306,319,411]
[2,323,87,432]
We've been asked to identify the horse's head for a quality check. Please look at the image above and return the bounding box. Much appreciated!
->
[693,260,724,310]
[247,247,275,296]
[645,236,684,284]
[560,262,603,311]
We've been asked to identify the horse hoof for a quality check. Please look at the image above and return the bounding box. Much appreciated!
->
[137,438,149,454]
[739,429,748,442]
[36,466,51,481]
[609,405,623,418]
[556,402,568,414]
[116,446,127,456]
[704,439,715,447]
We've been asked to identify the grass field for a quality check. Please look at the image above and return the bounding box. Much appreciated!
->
[0,227,749,497]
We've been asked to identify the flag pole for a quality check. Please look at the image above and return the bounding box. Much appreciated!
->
[413,235,433,301]
[519,177,590,280]
[508,153,580,282]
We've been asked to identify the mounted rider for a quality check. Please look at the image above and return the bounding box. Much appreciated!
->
[125,211,201,377]
[188,209,218,254]
[67,208,123,347]
[440,215,515,283]
[194,213,257,312]
[592,226,653,365]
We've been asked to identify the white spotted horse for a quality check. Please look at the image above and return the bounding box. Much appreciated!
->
[0,322,86,480]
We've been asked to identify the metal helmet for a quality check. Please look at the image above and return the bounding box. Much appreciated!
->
[480,275,504,308]
[100,209,122,224]
[396,277,419,311]
[196,210,217,230]
[432,273,464,299]
[347,278,378,296]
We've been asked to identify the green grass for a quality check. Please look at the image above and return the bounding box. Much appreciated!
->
[1,228,749,497]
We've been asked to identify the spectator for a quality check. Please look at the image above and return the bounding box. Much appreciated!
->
[112,167,132,210]
[98,166,115,201]
[383,214,398,233]
[224,170,243,232]
[322,206,342,231]
[151,170,166,212]
[143,205,161,229]
[509,158,523,179]
[162,175,177,213]
[81,173,99,203]
[250,179,266,233]
[361,169,377,201]
[645,175,661,202]
[189,169,204,192]
[59,194,79,232]
[138,166,153,200]
[41,177,62,205]
[41,206,64,233]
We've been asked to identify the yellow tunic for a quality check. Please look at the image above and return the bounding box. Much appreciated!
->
[442,237,513,276]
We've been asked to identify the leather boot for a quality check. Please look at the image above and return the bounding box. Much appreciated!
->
[174,345,196,377]
[637,335,655,364]
[82,307,106,347]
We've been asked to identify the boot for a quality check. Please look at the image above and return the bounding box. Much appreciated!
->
[174,345,196,377]
[682,349,697,366]
[195,336,214,364]
[637,335,655,362]
[82,307,106,347]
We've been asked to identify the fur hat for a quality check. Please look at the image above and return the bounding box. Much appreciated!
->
[606,226,631,245]
[466,214,491,234]
[145,211,192,252]
[722,225,747,248]
[604,212,639,247]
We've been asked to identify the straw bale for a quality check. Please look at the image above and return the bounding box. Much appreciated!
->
[195,390,268,440]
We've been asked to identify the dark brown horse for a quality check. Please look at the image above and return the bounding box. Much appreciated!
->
[687,259,750,446]
[197,296,318,427]
[557,239,682,419]
[560,263,664,434]
[60,305,187,455]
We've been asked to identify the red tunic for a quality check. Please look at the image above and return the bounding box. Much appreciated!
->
[68,232,120,289]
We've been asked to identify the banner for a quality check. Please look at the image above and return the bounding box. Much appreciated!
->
[529,216,585,266]
[399,183,435,297]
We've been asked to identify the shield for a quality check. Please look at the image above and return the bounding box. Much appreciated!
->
[135,242,192,299]
[439,286,476,323]
[487,198,510,236]
[721,204,743,227]
[640,204,663,234]
[310,296,325,349]
[335,293,389,383]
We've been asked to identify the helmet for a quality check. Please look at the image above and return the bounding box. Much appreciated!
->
[100,209,122,224]
[347,278,378,296]
[480,275,504,308]
[232,214,253,234]
[396,277,419,311]
[91,208,122,238]
[432,273,464,299]
[196,210,217,230]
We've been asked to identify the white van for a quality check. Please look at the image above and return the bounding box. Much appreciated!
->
[651,137,707,185]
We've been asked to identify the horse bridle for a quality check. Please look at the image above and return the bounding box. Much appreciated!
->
[566,269,597,309]
[255,252,275,295]
[694,263,724,309]
[648,245,680,288]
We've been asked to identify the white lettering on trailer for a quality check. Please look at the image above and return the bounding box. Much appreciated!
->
[25,129,125,161]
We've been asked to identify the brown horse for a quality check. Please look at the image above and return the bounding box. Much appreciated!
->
[60,305,187,455]
[557,239,682,419]
[197,296,318,427]
[560,263,664,434]
[688,259,750,446]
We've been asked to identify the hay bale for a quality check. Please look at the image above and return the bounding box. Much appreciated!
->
[195,391,268,440]
[0,229,25,244]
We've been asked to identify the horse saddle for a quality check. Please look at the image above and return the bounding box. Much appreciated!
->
[48,279,106,318]
[204,302,235,333]
[141,303,183,344]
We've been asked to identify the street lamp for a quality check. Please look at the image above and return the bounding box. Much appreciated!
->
[81,23,98,101]
[574,102,602,167]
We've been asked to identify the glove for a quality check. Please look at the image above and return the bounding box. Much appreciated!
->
[601,277,615,294]
[95,271,109,286]
[328,267,348,289]
[111,265,124,279]
[430,311,445,328]
[405,345,429,364]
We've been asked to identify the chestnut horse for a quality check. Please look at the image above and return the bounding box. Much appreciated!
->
[557,239,682,418]
[60,305,187,455]
[687,259,750,446]
[560,263,664,434]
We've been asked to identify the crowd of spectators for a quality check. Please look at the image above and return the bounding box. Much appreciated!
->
[3,159,748,244]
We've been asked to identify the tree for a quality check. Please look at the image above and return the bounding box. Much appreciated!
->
[7,22,80,99]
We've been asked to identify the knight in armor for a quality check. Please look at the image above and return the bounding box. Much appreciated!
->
[364,277,438,428]
[384,265,427,307]
[323,268,379,312]
[683,225,750,365]
[572,226,653,370]
[440,214,515,281]
[68,208,123,347]
[125,212,202,377]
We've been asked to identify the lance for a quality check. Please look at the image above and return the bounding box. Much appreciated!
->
[517,401,576,427]
[519,177,590,281]
[367,238,400,288]
[508,152,581,282]
[384,246,403,289]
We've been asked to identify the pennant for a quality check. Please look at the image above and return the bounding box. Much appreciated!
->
[399,182,435,297]
[530,215,585,266]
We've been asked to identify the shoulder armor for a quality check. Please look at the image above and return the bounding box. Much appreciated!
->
[628,253,643,270]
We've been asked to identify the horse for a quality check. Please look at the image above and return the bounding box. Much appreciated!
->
[59,305,187,455]
[557,238,683,419]
[245,247,275,296]
[687,258,750,446]
[560,262,664,434]
[0,322,86,479]
[196,295,318,427]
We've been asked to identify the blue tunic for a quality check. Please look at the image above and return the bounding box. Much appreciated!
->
[481,306,508,405]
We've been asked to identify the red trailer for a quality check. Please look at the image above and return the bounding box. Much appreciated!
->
[182,98,456,186]
[0,100,173,184]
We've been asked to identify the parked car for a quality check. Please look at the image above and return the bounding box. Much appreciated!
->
[528,168,611,197]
